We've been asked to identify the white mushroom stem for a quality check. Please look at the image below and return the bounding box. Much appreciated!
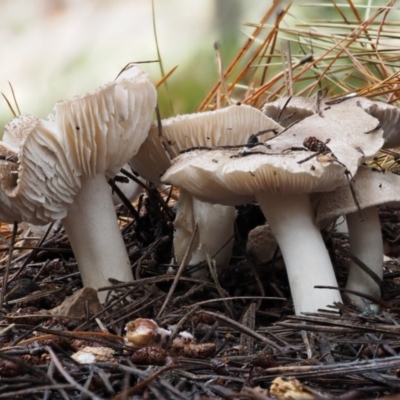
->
[174,190,236,278]
[256,192,342,315]
[62,173,133,302]
[345,206,382,305]
[187,198,236,277]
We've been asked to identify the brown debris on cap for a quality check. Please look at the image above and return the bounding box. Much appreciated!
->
[264,95,400,150]
[163,103,383,203]
[255,101,384,178]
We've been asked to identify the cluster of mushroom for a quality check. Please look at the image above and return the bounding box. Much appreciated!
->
[130,105,284,277]
[158,95,400,315]
[1,63,398,315]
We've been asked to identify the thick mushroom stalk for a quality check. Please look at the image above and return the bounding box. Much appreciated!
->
[345,207,382,304]
[62,174,133,300]
[257,193,341,314]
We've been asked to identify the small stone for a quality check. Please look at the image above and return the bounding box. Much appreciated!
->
[50,287,102,319]
[71,346,115,364]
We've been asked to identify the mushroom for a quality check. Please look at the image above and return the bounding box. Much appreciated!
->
[130,105,283,276]
[0,65,157,301]
[161,104,384,314]
[314,166,400,307]
[263,95,400,149]
[341,97,400,149]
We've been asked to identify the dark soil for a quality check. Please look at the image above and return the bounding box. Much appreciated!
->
[1,187,400,399]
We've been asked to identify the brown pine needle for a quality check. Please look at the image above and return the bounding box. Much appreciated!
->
[197,3,286,111]
[214,42,232,106]
[8,81,21,116]
[155,65,178,88]
[1,92,17,117]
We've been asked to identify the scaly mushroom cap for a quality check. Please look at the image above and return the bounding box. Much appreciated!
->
[0,115,81,224]
[314,166,400,226]
[130,104,283,184]
[56,65,157,178]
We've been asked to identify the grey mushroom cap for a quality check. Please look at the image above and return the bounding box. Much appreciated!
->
[261,100,384,177]
[263,95,400,149]
[162,147,347,206]
[130,104,283,184]
[162,103,384,204]
[340,97,400,149]
[314,166,400,226]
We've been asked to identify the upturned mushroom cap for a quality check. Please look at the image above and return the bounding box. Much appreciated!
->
[314,166,400,226]
[130,104,283,184]
[0,114,81,224]
[0,65,156,225]
[56,65,157,178]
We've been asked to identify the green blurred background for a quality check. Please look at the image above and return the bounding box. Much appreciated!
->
[0,0,392,128]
